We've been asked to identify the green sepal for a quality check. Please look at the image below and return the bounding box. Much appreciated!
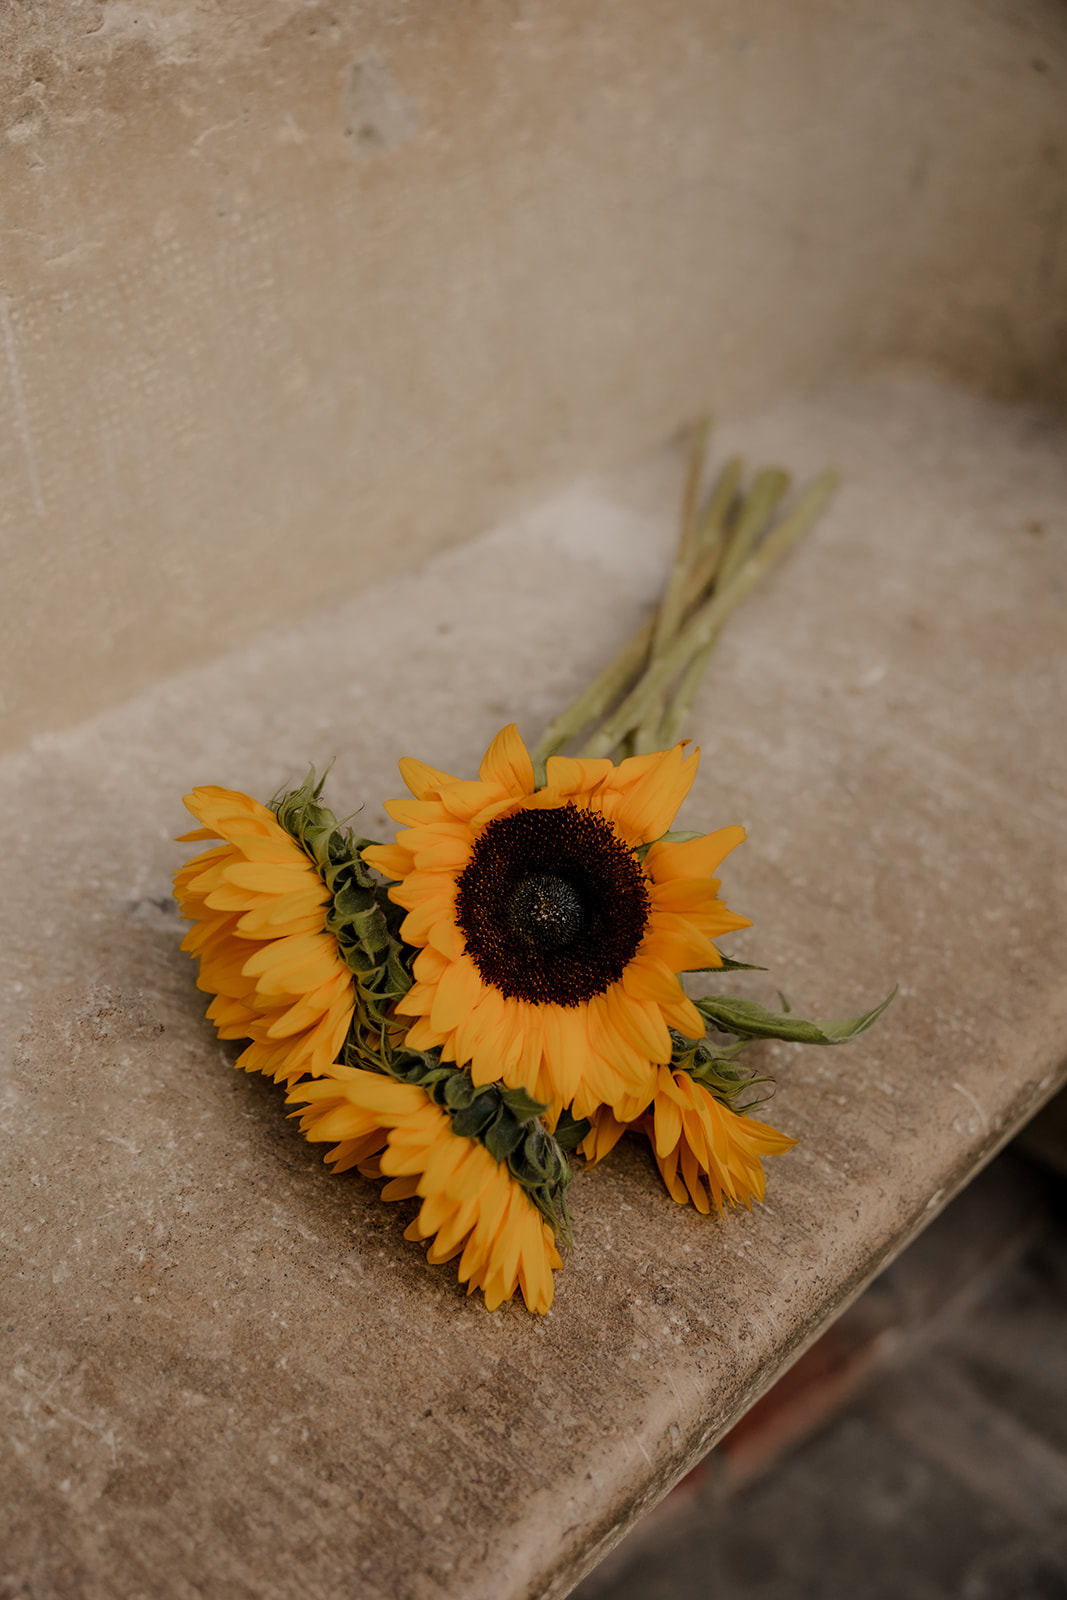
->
[272,768,418,1071]
[668,1028,773,1115]
[442,1072,479,1111]
[482,1106,526,1162]
[695,986,897,1046]
[344,1038,576,1244]
[450,1092,499,1140]
[376,1049,455,1091]
[499,1085,550,1124]
[553,1109,592,1152]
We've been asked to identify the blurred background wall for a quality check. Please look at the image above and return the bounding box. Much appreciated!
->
[1,0,1065,752]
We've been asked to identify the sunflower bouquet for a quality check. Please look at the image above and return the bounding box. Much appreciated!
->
[175,427,892,1313]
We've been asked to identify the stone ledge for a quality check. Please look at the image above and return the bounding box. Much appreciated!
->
[3,2,1066,753]
[1,376,1065,1599]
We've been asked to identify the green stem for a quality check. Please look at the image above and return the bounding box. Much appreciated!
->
[648,417,711,661]
[657,630,722,748]
[579,470,840,758]
[530,616,654,775]
[694,454,745,556]
[632,703,666,755]
[657,466,791,745]
[632,423,716,756]
[680,454,746,615]
[715,467,791,591]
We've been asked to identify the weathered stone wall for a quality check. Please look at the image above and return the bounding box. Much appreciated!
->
[1,0,1065,751]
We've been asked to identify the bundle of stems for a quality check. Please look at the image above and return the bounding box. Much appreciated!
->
[531,420,839,774]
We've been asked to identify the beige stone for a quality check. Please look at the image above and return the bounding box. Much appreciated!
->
[2,379,1065,1597]
[1,2,1066,751]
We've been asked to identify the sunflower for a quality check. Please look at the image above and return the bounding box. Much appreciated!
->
[580,1069,796,1214]
[360,724,751,1122]
[174,786,355,1085]
[288,1066,563,1312]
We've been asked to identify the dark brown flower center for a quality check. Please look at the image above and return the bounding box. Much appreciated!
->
[508,874,584,949]
[455,803,650,1006]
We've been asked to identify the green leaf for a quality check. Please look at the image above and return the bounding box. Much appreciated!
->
[499,1085,549,1124]
[695,986,897,1045]
[685,951,767,974]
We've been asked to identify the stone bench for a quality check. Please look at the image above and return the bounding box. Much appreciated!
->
[4,3,1067,1592]
[3,378,1065,1598]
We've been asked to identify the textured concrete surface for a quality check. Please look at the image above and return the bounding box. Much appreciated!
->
[2,378,1066,1598]
[575,1154,1067,1600]
[2,2,1067,751]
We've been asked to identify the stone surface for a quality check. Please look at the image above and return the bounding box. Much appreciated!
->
[576,1147,1049,1560]
[1,378,1066,1598]
[713,1151,1047,1490]
[574,1156,1067,1600]
[2,2,1067,751]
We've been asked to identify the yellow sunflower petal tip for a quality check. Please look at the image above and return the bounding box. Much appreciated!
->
[288,1067,562,1314]
[173,785,354,1086]
[478,722,536,798]
[644,1067,795,1215]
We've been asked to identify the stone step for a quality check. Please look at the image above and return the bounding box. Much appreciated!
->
[573,1144,1050,1583]
[574,1157,1067,1600]
[2,377,1065,1598]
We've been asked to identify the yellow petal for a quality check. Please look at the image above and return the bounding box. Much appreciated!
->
[404,1017,449,1051]
[644,825,746,883]
[478,723,537,798]
[427,916,467,961]
[541,1004,590,1105]
[413,945,450,983]
[436,779,510,823]
[579,1107,630,1165]
[621,956,685,1007]
[400,895,456,947]
[222,860,316,893]
[604,985,672,1066]
[239,931,329,976]
[413,835,472,872]
[610,744,700,844]
[652,1090,683,1158]
[543,755,614,796]
[650,879,731,918]
[383,796,451,827]
[642,913,716,973]
[398,756,460,800]
[430,955,485,1035]
[360,843,415,880]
